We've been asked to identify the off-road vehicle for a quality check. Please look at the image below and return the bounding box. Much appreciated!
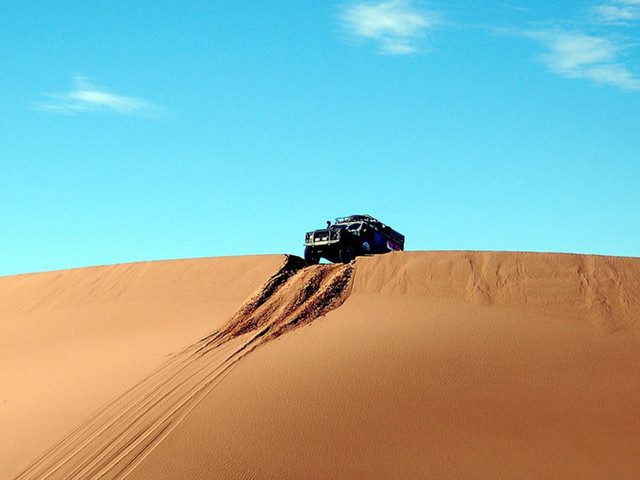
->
[303,214,405,265]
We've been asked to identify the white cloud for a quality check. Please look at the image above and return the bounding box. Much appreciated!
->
[35,75,159,115]
[339,0,441,55]
[525,30,640,91]
[593,0,640,24]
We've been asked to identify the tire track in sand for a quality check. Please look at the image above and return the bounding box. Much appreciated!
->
[15,256,353,480]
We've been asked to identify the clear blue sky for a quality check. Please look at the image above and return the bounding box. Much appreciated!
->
[2,1,639,275]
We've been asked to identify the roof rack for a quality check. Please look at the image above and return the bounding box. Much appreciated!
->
[334,214,379,225]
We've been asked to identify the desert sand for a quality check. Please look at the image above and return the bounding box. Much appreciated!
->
[2,251,639,479]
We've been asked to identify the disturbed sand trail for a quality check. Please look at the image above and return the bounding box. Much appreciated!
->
[14,256,353,480]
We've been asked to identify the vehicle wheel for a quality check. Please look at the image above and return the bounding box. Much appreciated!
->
[339,247,356,264]
[304,246,320,265]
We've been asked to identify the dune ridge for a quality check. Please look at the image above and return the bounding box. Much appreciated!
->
[0,256,283,315]
[12,256,353,480]
[354,251,640,335]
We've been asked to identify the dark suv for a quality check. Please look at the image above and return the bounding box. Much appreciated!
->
[303,214,405,265]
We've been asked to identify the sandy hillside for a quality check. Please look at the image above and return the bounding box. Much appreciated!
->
[0,255,284,479]
[3,251,640,480]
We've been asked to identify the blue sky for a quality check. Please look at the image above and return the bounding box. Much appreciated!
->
[1,0,639,275]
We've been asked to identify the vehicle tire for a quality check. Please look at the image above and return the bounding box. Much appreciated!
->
[339,246,356,264]
[304,246,320,266]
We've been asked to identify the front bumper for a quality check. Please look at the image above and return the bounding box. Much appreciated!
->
[304,229,341,247]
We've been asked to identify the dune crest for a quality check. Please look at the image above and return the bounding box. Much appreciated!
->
[353,251,640,334]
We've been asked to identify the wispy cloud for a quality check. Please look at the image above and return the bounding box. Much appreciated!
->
[524,30,640,91]
[512,1,640,91]
[592,0,640,24]
[339,0,441,55]
[35,75,160,116]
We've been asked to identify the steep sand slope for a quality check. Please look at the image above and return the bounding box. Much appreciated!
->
[124,251,640,480]
[5,251,640,480]
[0,255,284,479]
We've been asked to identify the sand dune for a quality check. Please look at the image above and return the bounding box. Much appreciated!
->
[10,256,353,480]
[0,255,284,479]
[2,251,640,479]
